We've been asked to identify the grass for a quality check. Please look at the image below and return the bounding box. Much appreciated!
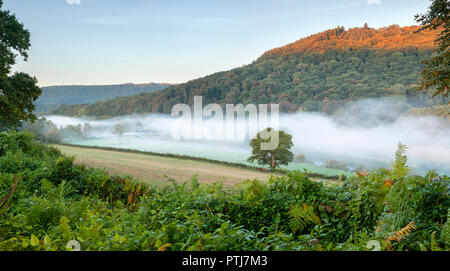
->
[52,144,352,187]
[56,143,352,176]
[52,144,275,186]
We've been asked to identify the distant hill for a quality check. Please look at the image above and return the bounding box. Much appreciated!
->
[50,25,447,118]
[35,83,173,113]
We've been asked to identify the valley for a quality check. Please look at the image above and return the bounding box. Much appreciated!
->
[1,0,448,253]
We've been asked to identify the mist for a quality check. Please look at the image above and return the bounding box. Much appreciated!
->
[44,98,450,175]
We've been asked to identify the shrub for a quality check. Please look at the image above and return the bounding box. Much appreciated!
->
[324,160,349,170]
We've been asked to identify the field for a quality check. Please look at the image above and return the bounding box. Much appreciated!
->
[53,144,274,186]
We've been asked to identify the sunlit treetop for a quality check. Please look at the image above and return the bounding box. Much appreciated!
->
[261,25,439,58]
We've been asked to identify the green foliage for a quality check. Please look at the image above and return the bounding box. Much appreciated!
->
[247,128,294,170]
[0,2,41,129]
[237,179,267,202]
[24,196,65,233]
[375,171,449,250]
[442,209,450,247]
[390,142,411,179]
[415,0,450,97]
[0,132,448,251]
[288,203,322,233]
[430,231,443,251]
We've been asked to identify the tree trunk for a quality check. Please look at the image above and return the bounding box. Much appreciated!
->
[271,152,276,169]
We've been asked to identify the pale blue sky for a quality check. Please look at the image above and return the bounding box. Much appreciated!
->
[4,0,430,86]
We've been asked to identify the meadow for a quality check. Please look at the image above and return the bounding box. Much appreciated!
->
[53,144,274,186]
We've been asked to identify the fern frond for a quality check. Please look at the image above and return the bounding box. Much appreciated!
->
[288,203,322,233]
[238,179,266,201]
[431,232,442,251]
[386,221,415,243]
[419,243,428,251]
[389,142,411,178]
[158,243,172,251]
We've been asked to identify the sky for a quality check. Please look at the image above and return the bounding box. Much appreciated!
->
[4,0,430,87]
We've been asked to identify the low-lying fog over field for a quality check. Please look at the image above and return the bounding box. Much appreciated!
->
[44,98,450,175]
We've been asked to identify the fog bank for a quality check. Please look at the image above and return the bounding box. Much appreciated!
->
[44,99,450,175]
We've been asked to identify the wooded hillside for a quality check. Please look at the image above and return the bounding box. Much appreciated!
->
[50,25,445,118]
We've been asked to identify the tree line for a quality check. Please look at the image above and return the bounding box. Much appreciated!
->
[35,83,172,113]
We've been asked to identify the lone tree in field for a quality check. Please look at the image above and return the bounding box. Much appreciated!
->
[415,0,449,97]
[113,124,125,140]
[83,123,93,135]
[0,0,41,129]
[247,128,294,170]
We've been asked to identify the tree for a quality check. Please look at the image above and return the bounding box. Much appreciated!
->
[247,128,294,170]
[113,124,125,140]
[21,117,62,143]
[294,153,306,163]
[83,123,93,135]
[135,121,144,131]
[324,160,348,171]
[415,0,449,97]
[0,0,41,129]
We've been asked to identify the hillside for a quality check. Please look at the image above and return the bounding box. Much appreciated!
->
[403,104,450,121]
[50,25,445,118]
[261,24,437,58]
[35,83,173,113]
